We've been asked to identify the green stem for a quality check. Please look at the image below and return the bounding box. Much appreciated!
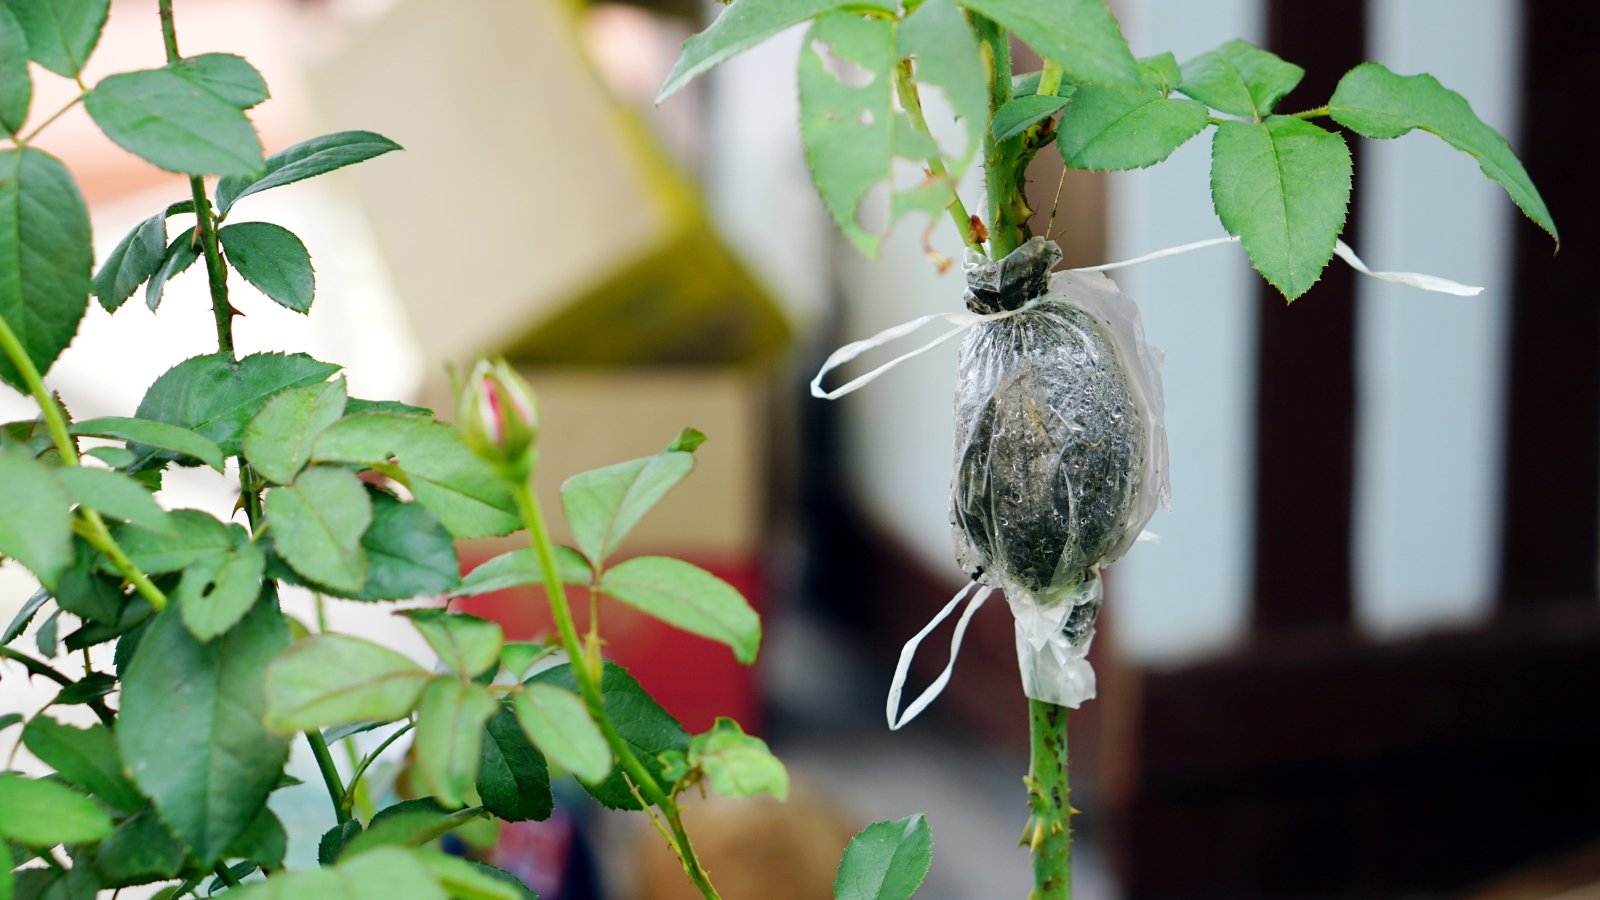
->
[1289,105,1330,119]
[1025,699,1072,899]
[340,721,414,819]
[975,15,1028,258]
[212,864,243,889]
[1037,61,1064,98]
[511,482,721,900]
[16,95,85,146]
[894,60,984,256]
[0,648,115,725]
[305,730,352,824]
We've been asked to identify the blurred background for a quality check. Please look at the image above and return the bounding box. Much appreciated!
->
[1,0,1596,897]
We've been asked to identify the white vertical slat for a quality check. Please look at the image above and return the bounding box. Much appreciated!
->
[1353,0,1519,637]
[1107,0,1264,663]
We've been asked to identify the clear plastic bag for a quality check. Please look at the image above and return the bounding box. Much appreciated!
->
[951,237,1168,708]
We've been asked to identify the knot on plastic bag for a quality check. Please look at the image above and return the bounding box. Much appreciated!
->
[964,236,1062,314]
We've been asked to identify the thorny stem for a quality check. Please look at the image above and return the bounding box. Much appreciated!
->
[0,647,115,725]
[0,300,168,612]
[975,14,1029,258]
[894,59,985,256]
[1025,699,1072,898]
[511,482,722,900]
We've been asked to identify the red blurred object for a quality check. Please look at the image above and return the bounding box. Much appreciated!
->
[456,550,763,734]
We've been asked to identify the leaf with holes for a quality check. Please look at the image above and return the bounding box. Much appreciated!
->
[1179,39,1303,119]
[600,556,761,664]
[264,634,432,732]
[512,684,611,784]
[176,540,266,641]
[118,598,290,865]
[6,0,108,78]
[216,130,403,214]
[0,148,92,389]
[87,64,264,176]
[834,814,934,900]
[243,377,347,485]
[220,221,315,313]
[1059,84,1209,171]
[413,677,498,809]
[1329,62,1556,244]
[265,465,371,593]
[1210,117,1351,301]
[894,0,989,206]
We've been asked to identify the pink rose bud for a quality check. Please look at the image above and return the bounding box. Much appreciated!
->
[456,358,539,482]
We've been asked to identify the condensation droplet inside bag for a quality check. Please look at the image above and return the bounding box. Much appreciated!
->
[951,237,1169,709]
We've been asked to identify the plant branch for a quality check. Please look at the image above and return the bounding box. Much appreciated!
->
[17,95,85,146]
[512,482,721,900]
[340,720,414,819]
[1025,698,1072,898]
[894,60,985,256]
[305,729,352,824]
[975,15,1028,258]
[212,864,243,890]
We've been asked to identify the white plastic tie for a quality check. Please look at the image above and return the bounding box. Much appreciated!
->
[885,581,993,730]
[810,236,1482,401]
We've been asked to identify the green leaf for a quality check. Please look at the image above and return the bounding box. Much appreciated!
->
[225,807,287,869]
[0,712,20,731]
[656,0,891,103]
[834,814,934,900]
[600,556,761,664]
[94,807,188,887]
[528,662,687,810]
[222,845,447,900]
[176,540,266,641]
[414,852,535,900]
[264,634,431,732]
[1179,38,1303,119]
[71,416,226,471]
[797,13,895,257]
[1328,61,1557,244]
[687,717,788,801]
[0,773,112,846]
[264,465,371,593]
[898,0,988,176]
[0,5,31,135]
[403,611,502,679]
[991,93,1069,143]
[1059,84,1210,171]
[85,65,264,176]
[1138,52,1182,93]
[497,643,551,681]
[242,377,347,485]
[215,130,403,215]
[110,509,232,574]
[93,212,168,313]
[561,448,695,566]
[56,466,170,534]
[219,221,315,313]
[20,717,143,812]
[313,413,518,538]
[135,352,340,458]
[1210,116,1351,300]
[4,0,107,78]
[330,490,459,601]
[143,227,199,311]
[413,677,498,809]
[476,708,553,822]
[0,456,71,588]
[118,598,290,866]
[341,799,473,859]
[171,53,268,108]
[318,820,362,865]
[0,148,92,389]
[954,0,1137,85]
[55,538,126,622]
[3,588,48,645]
[457,546,590,597]
[54,671,116,706]
[511,684,611,784]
